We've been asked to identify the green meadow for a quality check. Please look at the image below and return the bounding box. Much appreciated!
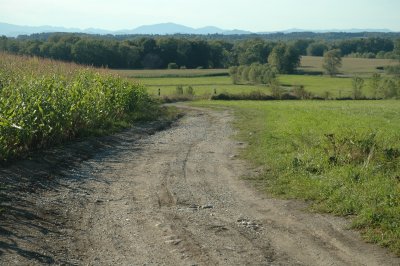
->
[131,75,356,98]
[113,56,397,98]
[300,56,399,76]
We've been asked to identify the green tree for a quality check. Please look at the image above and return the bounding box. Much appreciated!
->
[175,85,184,95]
[270,80,283,99]
[392,39,400,60]
[370,73,382,98]
[323,49,342,77]
[241,65,250,81]
[167,62,179,69]
[307,42,328,56]
[352,76,364,99]
[229,66,240,84]
[381,78,399,99]
[268,43,300,74]
[248,63,262,84]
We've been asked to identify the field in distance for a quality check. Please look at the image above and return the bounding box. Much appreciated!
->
[300,56,399,76]
[113,56,397,78]
[112,57,397,98]
[109,68,228,78]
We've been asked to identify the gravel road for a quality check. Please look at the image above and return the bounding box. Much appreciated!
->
[0,105,398,265]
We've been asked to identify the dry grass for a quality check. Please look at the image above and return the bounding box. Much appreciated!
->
[300,56,399,76]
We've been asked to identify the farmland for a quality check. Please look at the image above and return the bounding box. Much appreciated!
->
[113,56,398,98]
[0,53,159,162]
[192,100,400,255]
[1,52,400,263]
[300,56,399,76]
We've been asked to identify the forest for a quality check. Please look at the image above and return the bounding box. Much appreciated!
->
[0,33,399,70]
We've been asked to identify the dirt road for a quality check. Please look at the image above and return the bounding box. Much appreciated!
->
[0,106,399,265]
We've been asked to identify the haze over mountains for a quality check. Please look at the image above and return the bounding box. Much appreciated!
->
[0,21,393,37]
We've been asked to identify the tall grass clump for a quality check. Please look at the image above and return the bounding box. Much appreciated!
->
[0,53,155,161]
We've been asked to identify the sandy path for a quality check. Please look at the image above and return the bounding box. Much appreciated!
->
[0,106,398,265]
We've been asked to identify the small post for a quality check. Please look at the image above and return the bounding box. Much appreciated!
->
[214,88,217,95]
[158,88,161,96]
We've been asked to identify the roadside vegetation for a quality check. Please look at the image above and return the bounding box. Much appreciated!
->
[193,100,400,255]
[0,53,159,162]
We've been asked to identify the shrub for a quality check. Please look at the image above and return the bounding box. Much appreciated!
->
[185,86,195,96]
[352,76,364,99]
[175,85,184,95]
[167,62,179,69]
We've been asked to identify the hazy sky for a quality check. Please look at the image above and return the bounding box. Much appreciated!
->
[1,0,400,31]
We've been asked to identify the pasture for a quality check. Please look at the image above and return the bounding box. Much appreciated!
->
[113,57,397,98]
[300,56,398,76]
[126,75,359,98]
[192,100,400,255]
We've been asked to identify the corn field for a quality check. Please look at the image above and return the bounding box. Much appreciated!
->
[0,53,151,161]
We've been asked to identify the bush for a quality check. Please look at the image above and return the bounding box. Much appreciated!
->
[185,86,195,95]
[352,76,364,99]
[167,62,179,69]
[175,85,184,95]
[292,85,313,99]
[229,63,276,85]
[211,92,275,101]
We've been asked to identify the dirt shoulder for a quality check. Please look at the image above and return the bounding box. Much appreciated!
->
[0,105,398,265]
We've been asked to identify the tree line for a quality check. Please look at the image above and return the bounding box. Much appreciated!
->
[0,34,399,70]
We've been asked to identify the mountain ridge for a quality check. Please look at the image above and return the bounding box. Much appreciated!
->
[0,21,394,37]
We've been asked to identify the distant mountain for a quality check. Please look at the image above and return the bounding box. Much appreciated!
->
[105,23,253,35]
[0,22,252,36]
[258,28,393,34]
[0,21,394,37]
[0,22,83,37]
[117,23,194,35]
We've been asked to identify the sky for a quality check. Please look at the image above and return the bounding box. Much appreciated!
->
[1,0,400,32]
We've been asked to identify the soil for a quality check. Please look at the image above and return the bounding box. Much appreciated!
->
[0,105,398,265]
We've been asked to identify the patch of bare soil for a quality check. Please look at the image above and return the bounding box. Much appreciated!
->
[0,106,398,265]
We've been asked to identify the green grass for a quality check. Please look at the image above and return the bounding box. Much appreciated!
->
[192,100,400,255]
[111,57,397,78]
[279,75,354,97]
[112,57,398,98]
[300,56,399,76]
[136,75,365,98]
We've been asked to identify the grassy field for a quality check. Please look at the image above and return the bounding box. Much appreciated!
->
[192,100,400,255]
[279,75,353,97]
[111,57,398,98]
[113,56,397,78]
[130,75,360,98]
[300,56,398,76]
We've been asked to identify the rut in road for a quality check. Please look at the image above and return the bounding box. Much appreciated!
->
[1,106,399,265]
